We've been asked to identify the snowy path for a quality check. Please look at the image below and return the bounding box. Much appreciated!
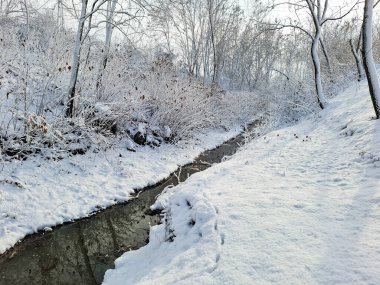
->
[104,81,380,284]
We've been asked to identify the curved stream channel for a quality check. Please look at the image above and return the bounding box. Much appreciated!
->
[0,121,258,285]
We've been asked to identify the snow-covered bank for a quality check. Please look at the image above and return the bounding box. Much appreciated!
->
[0,126,245,254]
[104,80,380,284]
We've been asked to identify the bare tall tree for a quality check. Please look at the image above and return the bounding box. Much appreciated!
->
[362,0,380,119]
[66,0,89,117]
[265,0,359,109]
[66,0,108,117]
[349,37,365,81]
[95,0,118,99]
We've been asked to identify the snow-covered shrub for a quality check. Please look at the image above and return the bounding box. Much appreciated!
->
[86,50,219,142]
[0,12,72,133]
[216,90,269,128]
[141,70,216,141]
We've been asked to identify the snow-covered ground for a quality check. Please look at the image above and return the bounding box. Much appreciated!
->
[0,126,244,254]
[104,80,380,284]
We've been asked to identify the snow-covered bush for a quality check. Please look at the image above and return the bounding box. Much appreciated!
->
[138,68,216,141]
[84,50,219,143]
[0,13,72,131]
[217,90,269,128]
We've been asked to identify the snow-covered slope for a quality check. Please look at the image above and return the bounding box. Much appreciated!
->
[0,127,243,254]
[103,80,380,284]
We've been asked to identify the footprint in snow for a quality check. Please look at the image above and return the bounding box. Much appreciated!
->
[333,177,343,182]
[293,204,305,209]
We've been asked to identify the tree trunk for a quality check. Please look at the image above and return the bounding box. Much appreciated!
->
[66,0,88,118]
[207,0,217,86]
[362,0,380,119]
[311,29,327,109]
[319,38,331,73]
[96,0,117,100]
[349,39,365,81]
[57,0,64,28]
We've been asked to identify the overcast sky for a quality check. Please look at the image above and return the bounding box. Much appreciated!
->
[34,0,363,17]
[31,0,368,40]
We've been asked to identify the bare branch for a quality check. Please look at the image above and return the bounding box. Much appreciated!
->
[259,21,313,39]
[321,0,360,24]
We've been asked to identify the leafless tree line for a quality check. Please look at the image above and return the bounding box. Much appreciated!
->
[0,0,379,119]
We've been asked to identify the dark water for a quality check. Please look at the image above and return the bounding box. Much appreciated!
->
[0,121,258,285]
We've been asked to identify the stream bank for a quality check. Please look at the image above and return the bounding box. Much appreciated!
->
[0,120,259,285]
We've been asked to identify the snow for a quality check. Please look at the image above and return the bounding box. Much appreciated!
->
[0,126,243,254]
[95,102,112,116]
[104,80,380,284]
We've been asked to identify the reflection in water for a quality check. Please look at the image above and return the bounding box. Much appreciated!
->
[0,185,162,285]
[0,121,257,285]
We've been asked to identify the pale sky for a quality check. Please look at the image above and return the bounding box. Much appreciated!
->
[31,0,370,41]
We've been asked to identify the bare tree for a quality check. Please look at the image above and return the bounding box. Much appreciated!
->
[362,0,380,119]
[95,0,144,99]
[349,37,365,81]
[95,0,118,99]
[66,0,108,117]
[206,0,241,86]
[265,0,359,109]
[66,0,89,117]
[57,0,64,27]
